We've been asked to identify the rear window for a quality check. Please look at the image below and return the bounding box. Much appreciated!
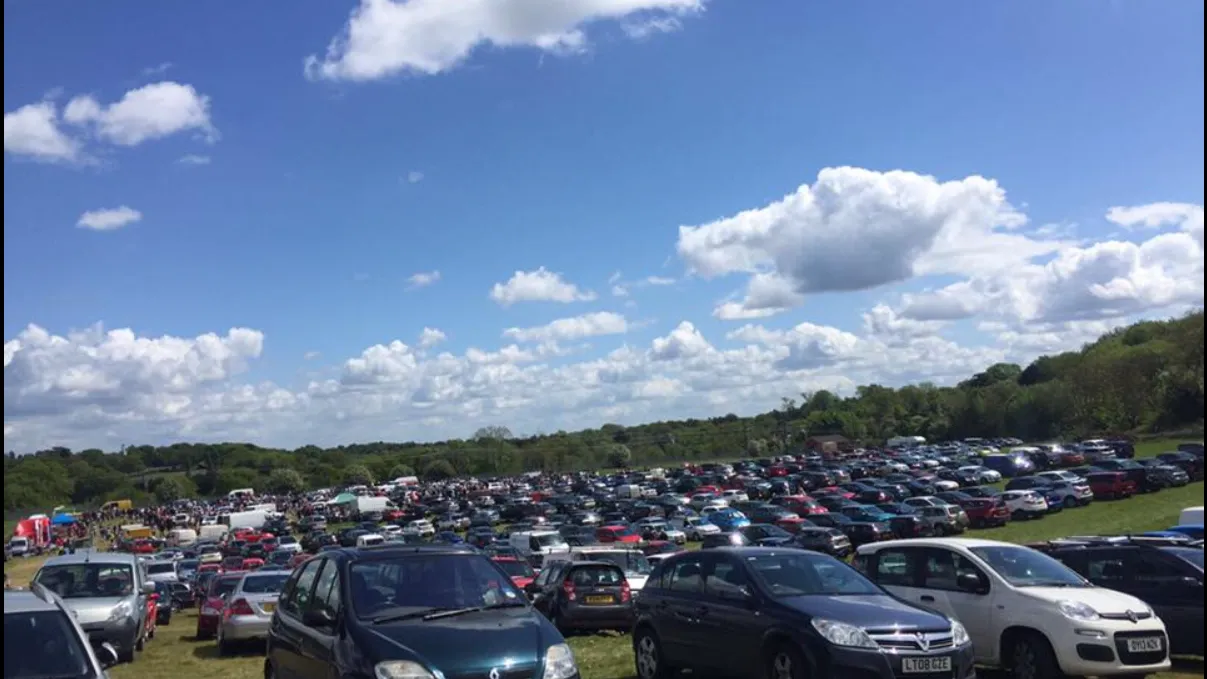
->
[146,562,176,574]
[211,577,242,598]
[569,566,624,586]
[241,573,290,593]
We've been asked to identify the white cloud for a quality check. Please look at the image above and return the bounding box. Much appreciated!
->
[504,312,628,343]
[4,101,84,163]
[177,154,211,165]
[623,16,683,39]
[406,270,441,289]
[405,170,424,184]
[489,267,596,306]
[64,81,217,146]
[418,327,447,348]
[304,351,322,361]
[76,206,143,232]
[677,166,1065,319]
[305,0,704,82]
[142,62,174,77]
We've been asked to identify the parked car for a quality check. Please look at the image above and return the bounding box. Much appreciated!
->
[217,569,290,655]
[631,547,974,679]
[5,583,121,676]
[195,572,245,640]
[855,538,1172,679]
[960,498,1011,528]
[266,544,580,679]
[1086,471,1138,500]
[527,560,634,631]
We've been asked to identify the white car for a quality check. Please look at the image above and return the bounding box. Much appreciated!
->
[720,489,750,504]
[1001,490,1049,519]
[855,538,1170,679]
[959,465,1003,484]
[1036,470,1086,485]
[688,493,720,511]
[904,496,951,509]
[674,516,721,542]
[1041,480,1094,509]
[406,519,435,538]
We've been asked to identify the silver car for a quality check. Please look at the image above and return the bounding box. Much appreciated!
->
[5,583,120,676]
[217,569,291,655]
[33,552,155,663]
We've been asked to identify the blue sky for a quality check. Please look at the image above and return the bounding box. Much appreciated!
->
[3,1,1204,451]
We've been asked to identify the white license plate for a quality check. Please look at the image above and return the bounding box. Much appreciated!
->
[902,656,952,674]
[1126,637,1163,653]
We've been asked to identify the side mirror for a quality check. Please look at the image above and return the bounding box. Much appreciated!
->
[957,572,987,595]
[303,606,336,628]
[141,582,156,595]
[95,642,120,668]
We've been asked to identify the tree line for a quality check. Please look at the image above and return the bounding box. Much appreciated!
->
[5,310,1202,513]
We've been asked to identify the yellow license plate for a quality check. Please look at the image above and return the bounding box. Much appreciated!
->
[585,596,613,605]
[261,603,276,613]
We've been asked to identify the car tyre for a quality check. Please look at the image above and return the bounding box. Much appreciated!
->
[1063,496,1077,509]
[634,628,675,679]
[765,642,807,679]
[1009,632,1063,679]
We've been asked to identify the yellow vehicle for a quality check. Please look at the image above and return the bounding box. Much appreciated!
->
[119,524,153,540]
[101,499,133,511]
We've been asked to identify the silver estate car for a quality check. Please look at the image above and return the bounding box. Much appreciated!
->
[217,569,291,655]
[33,551,155,663]
[5,583,120,677]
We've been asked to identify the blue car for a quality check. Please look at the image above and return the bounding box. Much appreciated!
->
[839,505,897,523]
[706,508,751,531]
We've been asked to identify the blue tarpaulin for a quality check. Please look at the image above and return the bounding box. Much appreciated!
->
[51,513,76,525]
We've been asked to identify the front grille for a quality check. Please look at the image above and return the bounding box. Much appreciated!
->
[1100,611,1153,622]
[1114,630,1169,666]
[447,665,538,679]
[869,630,956,654]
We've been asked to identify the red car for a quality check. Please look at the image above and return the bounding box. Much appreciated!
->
[242,557,266,571]
[196,572,246,639]
[595,525,642,544]
[131,539,155,554]
[491,557,536,590]
[220,556,245,572]
[1087,471,1137,500]
[777,495,829,516]
[960,498,1011,528]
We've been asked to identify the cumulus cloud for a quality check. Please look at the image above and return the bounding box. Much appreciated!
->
[489,267,596,306]
[405,170,424,184]
[504,312,627,343]
[63,82,218,146]
[4,101,85,163]
[677,167,1066,319]
[76,206,143,231]
[418,327,447,348]
[305,0,704,82]
[406,270,441,289]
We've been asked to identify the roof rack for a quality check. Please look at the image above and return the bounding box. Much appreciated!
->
[1028,534,1198,550]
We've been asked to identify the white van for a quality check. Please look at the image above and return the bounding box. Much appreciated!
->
[1180,506,1204,526]
[198,524,228,541]
[167,528,197,547]
[7,537,30,557]
[855,538,1171,678]
[356,533,385,547]
[509,530,569,566]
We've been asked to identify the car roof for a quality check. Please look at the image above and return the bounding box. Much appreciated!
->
[856,537,1011,553]
[3,588,62,614]
[43,551,139,567]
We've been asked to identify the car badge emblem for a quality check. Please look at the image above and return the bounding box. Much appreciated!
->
[1126,610,1138,623]
[489,669,501,679]
[916,633,930,651]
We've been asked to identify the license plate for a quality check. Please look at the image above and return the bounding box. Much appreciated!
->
[902,656,953,674]
[584,595,614,605]
[261,603,276,613]
[1126,637,1163,653]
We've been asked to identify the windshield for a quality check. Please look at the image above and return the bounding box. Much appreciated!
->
[493,560,536,579]
[349,554,523,619]
[240,573,290,593]
[146,562,175,574]
[970,546,1090,588]
[4,610,97,679]
[36,564,134,599]
[586,551,652,575]
[536,534,567,548]
[1165,547,1204,570]
[746,553,882,596]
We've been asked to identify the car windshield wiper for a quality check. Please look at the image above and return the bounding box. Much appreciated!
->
[417,600,529,621]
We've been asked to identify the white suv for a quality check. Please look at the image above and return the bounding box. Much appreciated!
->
[854,538,1171,679]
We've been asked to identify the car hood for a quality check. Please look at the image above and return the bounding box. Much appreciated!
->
[61,597,133,625]
[363,607,551,674]
[778,594,949,631]
[1018,587,1153,616]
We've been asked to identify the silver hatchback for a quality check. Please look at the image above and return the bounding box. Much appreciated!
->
[5,583,120,676]
[217,569,291,655]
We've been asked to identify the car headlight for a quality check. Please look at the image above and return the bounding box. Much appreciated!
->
[108,601,134,622]
[1058,600,1101,622]
[811,618,878,649]
[950,620,971,647]
[542,643,579,679]
[374,661,437,679]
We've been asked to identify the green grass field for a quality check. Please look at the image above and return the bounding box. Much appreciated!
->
[4,438,1203,679]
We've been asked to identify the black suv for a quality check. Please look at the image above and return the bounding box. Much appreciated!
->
[630,547,973,679]
[266,544,580,679]
[1037,539,1204,656]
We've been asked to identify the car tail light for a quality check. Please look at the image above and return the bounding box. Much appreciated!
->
[620,581,632,603]
[225,598,254,618]
[561,580,576,601]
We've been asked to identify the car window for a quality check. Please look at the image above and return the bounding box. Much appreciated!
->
[1132,553,1185,585]
[1085,553,1127,583]
[704,557,749,598]
[35,563,135,599]
[4,610,95,679]
[312,561,342,615]
[569,565,624,586]
[923,549,984,591]
[281,559,323,616]
[874,549,915,587]
[668,557,704,593]
[241,572,290,594]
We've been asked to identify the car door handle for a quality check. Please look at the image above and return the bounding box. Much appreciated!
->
[920,595,936,603]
